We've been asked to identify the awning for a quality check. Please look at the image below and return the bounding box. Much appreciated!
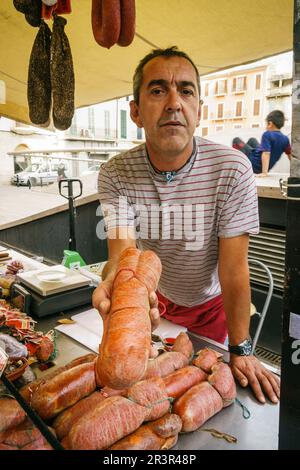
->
[0,0,293,125]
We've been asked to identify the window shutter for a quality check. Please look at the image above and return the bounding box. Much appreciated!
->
[232,78,236,92]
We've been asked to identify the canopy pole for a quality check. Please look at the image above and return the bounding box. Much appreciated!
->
[278,0,300,450]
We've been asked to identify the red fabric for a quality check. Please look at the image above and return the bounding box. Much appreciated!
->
[157,291,228,344]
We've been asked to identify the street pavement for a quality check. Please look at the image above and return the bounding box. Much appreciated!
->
[0,173,99,229]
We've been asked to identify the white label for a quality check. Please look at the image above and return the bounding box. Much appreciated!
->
[289,312,300,340]
[0,346,8,378]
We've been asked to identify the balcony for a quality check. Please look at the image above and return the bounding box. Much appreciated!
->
[231,88,246,94]
[210,111,246,121]
[266,85,292,99]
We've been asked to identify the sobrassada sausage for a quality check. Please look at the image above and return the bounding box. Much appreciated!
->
[30,361,96,420]
[163,365,207,399]
[0,398,26,433]
[109,413,182,450]
[127,377,170,421]
[52,391,107,440]
[144,351,189,379]
[96,247,162,389]
[150,413,182,438]
[208,362,236,407]
[20,353,96,403]
[91,0,121,49]
[64,396,147,450]
[173,381,223,432]
[172,332,194,359]
[117,0,136,47]
[192,347,223,372]
[0,417,54,450]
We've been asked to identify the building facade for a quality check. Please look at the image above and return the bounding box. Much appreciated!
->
[198,52,292,142]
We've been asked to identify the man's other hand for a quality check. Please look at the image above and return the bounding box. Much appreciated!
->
[230,354,280,404]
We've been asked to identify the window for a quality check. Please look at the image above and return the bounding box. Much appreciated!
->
[104,110,110,138]
[204,83,209,97]
[202,127,209,137]
[88,107,95,136]
[215,125,224,132]
[253,99,260,116]
[202,105,208,120]
[232,76,247,93]
[233,124,243,129]
[120,110,127,139]
[271,80,280,88]
[214,79,227,95]
[235,101,243,117]
[217,103,224,118]
[255,74,262,90]
[69,113,77,136]
[252,124,260,128]
[137,127,143,139]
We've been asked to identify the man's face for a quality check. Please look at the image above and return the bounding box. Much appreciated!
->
[130,56,201,158]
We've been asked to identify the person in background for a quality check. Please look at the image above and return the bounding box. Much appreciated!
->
[93,46,280,405]
[248,110,291,176]
[232,137,259,158]
[57,162,66,182]
[247,137,259,150]
[232,137,253,157]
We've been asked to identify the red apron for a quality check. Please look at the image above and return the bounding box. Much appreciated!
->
[157,291,228,344]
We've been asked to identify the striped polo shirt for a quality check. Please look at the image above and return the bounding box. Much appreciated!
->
[98,136,259,307]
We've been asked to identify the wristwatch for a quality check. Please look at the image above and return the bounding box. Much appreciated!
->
[228,338,253,356]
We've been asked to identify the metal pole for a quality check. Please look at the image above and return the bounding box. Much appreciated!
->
[68,180,76,251]
[278,0,300,450]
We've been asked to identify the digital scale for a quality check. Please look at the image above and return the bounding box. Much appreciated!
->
[13,265,95,318]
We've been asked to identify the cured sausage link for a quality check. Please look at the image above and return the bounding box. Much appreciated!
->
[173,381,223,432]
[30,362,97,420]
[63,396,147,450]
[118,0,136,47]
[20,353,96,403]
[92,0,121,48]
[163,365,207,399]
[109,413,182,450]
[96,247,162,389]
[208,362,236,406]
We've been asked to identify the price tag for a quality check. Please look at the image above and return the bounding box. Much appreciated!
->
[0,346,8,378]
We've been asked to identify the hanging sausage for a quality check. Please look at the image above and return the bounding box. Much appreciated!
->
[27,20,52,126]
[51,14,75,130]
[118,0,136,47]
[91,0,136,49]
[13,0,43,27]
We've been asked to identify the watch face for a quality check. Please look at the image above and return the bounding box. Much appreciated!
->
[229,339,252,355]
[241,339,252,355]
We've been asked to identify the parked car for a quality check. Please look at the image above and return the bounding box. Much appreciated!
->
[81,163,101,176]
[11,162,69,186]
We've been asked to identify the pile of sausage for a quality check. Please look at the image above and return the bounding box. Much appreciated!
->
[92,0,136,48]
[13,338,236,450]
[1,248,236,450]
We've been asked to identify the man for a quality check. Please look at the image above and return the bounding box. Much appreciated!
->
[57,162,66,182]
[249,110,291,176]
[93,46,280,404]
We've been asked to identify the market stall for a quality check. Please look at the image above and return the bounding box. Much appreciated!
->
[0,0,299,451]
[0,247,279,451]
